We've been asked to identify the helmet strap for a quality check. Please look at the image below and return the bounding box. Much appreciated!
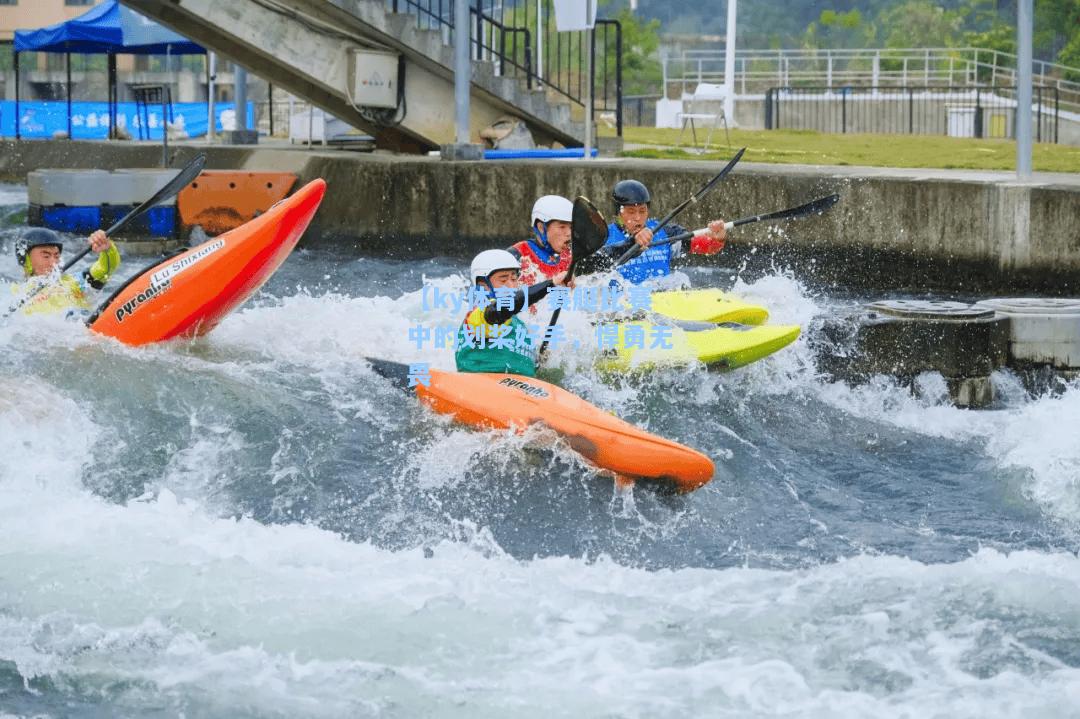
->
[531,222,554,254]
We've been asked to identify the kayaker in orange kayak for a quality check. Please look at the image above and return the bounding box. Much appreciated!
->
[456,249,573,378]
[10,227,121,316]
[508,195,573,286]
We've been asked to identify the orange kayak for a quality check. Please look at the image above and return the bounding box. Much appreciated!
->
[88,179,326,346]
[369,360,715,492]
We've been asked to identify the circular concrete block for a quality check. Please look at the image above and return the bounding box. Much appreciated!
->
[866,299,996,321]
[855,299,1009,378]
[974,297,1080,369]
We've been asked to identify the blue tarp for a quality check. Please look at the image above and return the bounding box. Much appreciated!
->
[0,101,254,140]
[14,0,203,55]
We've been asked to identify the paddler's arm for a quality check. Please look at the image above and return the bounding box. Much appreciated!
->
[82,230,121,289]
[483,280,555,325]
[482,272,573,324]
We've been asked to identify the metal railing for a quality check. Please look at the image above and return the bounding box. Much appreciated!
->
[622,93,662,127]
[662,47,1080,116]
[764,85,1060,144]
[387,0,623,136]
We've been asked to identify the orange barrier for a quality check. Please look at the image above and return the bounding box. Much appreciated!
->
[89,179,325,346]
[177,170,298,236]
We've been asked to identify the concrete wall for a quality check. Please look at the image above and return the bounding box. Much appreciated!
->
[1,139,1078,293]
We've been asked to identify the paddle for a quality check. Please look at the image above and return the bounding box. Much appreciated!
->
[537,196,609,357]
[617,193,841,264]
[614,146,745,267]
[4,153,206,319]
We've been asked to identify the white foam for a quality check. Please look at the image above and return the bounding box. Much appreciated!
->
[1,473,1078,716]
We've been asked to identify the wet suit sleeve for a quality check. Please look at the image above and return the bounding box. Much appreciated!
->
[483,280,554,325]
[83,242,122,290]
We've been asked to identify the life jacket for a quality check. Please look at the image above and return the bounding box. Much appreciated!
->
[455,306,537,377]
[604,219,677,284]
[509,238,570,286]
[9,243,121,316]
[9,274,89,316]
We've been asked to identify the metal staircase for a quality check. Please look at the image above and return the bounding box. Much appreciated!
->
[120,0,623,152]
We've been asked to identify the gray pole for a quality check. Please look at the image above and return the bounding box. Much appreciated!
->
[723,0,736,125]
[583,0,594,160]
[1016,0,1033,178]
[207,52,216,142]
[454,0,470,144]
[234,64,248,131]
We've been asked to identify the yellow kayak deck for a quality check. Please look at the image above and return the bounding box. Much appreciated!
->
[598,320,801,372]
[651,288,769,325]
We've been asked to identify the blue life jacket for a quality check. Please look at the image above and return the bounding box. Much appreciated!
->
[604,219,679,284]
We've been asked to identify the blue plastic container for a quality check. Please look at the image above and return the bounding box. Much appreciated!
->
[39,206,101,234]
[484,148,600,160]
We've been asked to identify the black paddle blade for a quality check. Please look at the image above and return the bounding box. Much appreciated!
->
[571,196,609,261]
[780,193,840,221]
[731,193,841,228]
[365,357,411,392]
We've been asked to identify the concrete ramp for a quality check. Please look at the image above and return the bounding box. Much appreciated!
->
[122,0,585,151]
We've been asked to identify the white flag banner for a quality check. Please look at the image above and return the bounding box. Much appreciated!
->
[552,0,597,31]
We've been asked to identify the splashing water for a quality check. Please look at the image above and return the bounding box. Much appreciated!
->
[1,193,1078,716]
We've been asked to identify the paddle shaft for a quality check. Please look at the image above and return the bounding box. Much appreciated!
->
[615,194,842,262]
[537,257,579,357]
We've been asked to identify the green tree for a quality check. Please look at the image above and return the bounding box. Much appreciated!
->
[877,0,965,48]
[600,1,663,95]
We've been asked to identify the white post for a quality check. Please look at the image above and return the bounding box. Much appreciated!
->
[207,51,216,142]
[723,0,736,123]
[536,1,543,82]
[1016,0,1033,178]
[455,0,470,144]
[583,0,594,160]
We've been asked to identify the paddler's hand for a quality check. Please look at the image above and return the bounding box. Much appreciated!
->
[88,229,110,253]
[552,271,576,290]
[707,219,727,242]
[631,227,653,249]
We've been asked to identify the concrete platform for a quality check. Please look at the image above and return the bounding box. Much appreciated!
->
[1,139,1078,294]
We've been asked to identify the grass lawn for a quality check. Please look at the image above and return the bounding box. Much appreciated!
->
[614,126,1080,173]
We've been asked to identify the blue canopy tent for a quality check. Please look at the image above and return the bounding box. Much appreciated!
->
[12,0,204,140]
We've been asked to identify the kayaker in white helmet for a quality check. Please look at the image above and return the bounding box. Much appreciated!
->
[456,248,573,377]
[508,194,574,286]
[10,227,120,316]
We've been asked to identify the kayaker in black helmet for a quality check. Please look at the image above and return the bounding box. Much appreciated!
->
[10,227,121,315]
[581,179,727,284]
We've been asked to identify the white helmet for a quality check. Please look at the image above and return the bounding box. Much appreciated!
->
[470,249,521,285]
[531,195,573,228]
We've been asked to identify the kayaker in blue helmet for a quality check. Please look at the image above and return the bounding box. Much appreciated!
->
[456,249,573,377]
[11,227,121,316]
[598,179,727,284]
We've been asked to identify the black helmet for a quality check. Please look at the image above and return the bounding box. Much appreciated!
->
[15,227,63,267]
[612,179,651,214]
